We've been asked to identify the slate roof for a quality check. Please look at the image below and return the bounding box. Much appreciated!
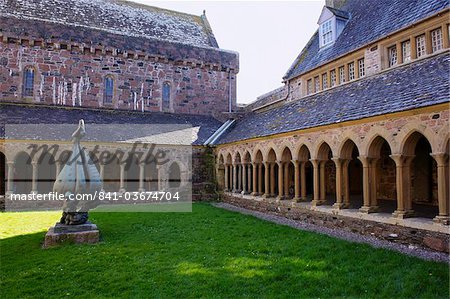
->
[0,104,223,145]
[219,52,449,144]
[284,0,449,80]
[0,0,218,48]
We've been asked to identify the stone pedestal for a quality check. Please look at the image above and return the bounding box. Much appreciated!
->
[43,222,99,248]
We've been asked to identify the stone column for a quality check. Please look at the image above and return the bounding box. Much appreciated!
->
[55,161,62,177]
[292,160,300,201]
[31,160,38,194]
[390,154,415,218]
[119,163,126,193]
[342,159,351,208]
[276,161,284,201]
[283,162,290,198]
[99,164,105,192]
[237,164,242,192]
[224,164,229,192]
[242,163,247,194]
[6,161,14,195]
[310,159,320,205]
[358,156,372,213]
[332,157,344,209]
[269,162,276,197]
[232,164,237,192]
[431,153,449,224]
[300,161,307,200]
[319,161,326,203]
[138,163,145,192]
[246,163,252,195]
[257,163,263,195]
[369,158,379,208]
[251,163,258,195]
[263,162,270,197]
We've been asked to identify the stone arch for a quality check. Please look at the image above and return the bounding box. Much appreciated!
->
[276,141,294,161]
[401,131,438,219]
[14,151,33,194]
[338,136,362,159]
[36,151,56,193]
[367,135,397,213]
[103,152,121,192]
[361,128,395,157]
[436,126,449,153]
[295,144,313,200]
[168,162,181,188]
[252,145,264,162]
[396,123,437,154]
[316,141,333,160]
[339,139,363,208]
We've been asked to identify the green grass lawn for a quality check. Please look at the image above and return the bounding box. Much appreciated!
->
[1,203,449,298]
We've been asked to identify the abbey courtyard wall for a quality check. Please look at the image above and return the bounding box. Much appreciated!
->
[0,16,238,116]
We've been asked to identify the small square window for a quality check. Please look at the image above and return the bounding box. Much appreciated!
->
[431,28,443,52]
[388,45,397,67]
[416,34,426,58]
[401,40,411,63]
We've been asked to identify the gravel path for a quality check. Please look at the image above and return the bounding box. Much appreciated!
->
[212,202,449,264]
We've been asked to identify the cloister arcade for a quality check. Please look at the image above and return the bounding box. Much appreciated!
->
[0,143,190,199]
[217,128,449,225]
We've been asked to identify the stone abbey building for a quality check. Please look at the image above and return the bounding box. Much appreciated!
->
[0,0,449,251]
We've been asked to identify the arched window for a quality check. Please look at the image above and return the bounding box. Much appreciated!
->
[23,67,34,97]
[162,82,170,111]
[104,76,114,104]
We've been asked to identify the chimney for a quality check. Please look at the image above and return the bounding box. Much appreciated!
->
[325,0,347,9]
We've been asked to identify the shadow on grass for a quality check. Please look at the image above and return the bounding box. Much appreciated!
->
[1,203,449,298]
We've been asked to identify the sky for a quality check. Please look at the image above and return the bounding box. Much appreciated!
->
[137,1,324,104]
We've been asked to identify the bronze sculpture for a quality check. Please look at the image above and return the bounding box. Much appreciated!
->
[53,120,102,225]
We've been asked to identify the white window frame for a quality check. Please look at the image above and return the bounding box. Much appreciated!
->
[320,19,334,47]
[416,34,426,58]
[388,45,397,67]
[401,40,411,63]
[348,62,355,81]
[330,70,336,87]
[339,66,345,84]
[431,28,443,53]
[358,59,365,78]
[322,73,328,89]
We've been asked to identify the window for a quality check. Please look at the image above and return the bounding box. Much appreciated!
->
[339,66,345,84]
[322,73,328,89]
[401,40,411,63]
[104,76,114,104]
[320,19,333,47]
[431,28,443,53]
[307,79,313,95]
[23,67,34,97]
[388,45,397,67]
[416,34,426,58]
[162,82,171,110]
[358,59,365,78]
[314,76,320,92]
[330,70,336,87]
[348,62,355,81]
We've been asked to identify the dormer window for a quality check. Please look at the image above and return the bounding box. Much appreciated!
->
[320,20,333,47]
[317,6,350,49]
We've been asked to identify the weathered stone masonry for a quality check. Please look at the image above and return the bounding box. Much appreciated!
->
[0,16,239,116]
